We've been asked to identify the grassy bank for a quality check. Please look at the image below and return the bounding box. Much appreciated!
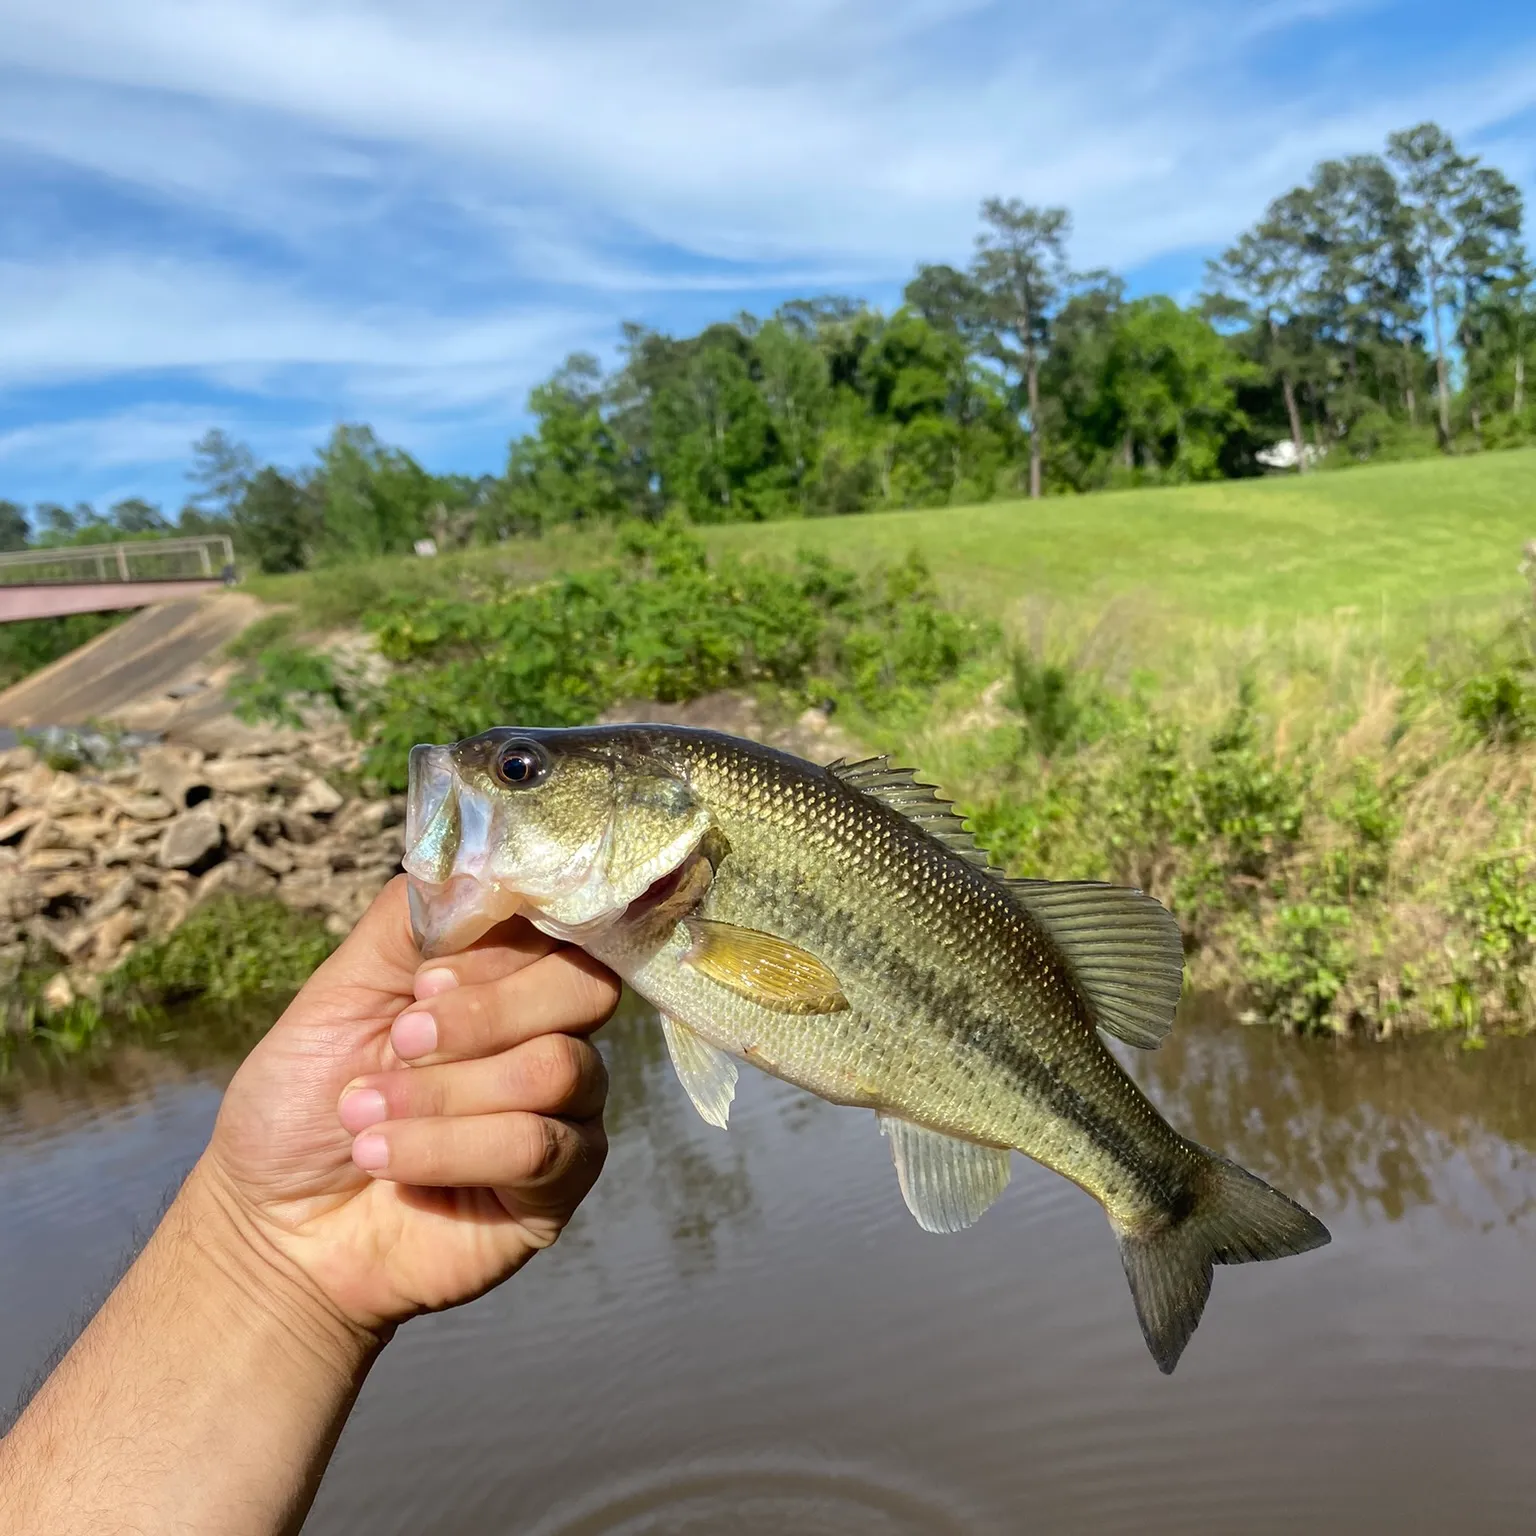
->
[4,897,337,1058]
[216,448,1536,1041]
[710,449,1536,634]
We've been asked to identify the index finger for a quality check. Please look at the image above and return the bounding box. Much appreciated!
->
[412,914,560,1000]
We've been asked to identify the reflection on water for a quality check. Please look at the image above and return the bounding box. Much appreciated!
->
[5,994,1536,1533]
[1140,997,1536,1229]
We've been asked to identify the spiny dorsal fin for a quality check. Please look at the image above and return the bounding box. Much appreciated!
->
[827,758,996,872]
[1004,879,1184,1049]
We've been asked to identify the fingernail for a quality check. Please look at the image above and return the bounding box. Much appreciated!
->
[391,1010,438,1060]
[352,1134,389,1172]
[414,967,458,1000]
[338,1088,388,1133]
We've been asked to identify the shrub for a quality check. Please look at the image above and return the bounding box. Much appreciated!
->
[1239,902,1354,1034]
[235,521,993,790]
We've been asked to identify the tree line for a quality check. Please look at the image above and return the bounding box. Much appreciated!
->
[3,121,1529,574]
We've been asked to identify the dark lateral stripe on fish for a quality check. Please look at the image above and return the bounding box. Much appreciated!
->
[728,861,1178,1203]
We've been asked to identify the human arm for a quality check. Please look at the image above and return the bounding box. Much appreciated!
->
[0,877,619,1535]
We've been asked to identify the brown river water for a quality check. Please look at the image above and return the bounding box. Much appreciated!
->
[3,996,1536,1534]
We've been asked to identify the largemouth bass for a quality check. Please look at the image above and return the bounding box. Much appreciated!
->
[404,725,1328,1372]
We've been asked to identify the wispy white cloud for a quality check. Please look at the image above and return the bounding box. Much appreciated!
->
[7,0,1531,276]
[0,0,1531,498]
[0,254,602,402]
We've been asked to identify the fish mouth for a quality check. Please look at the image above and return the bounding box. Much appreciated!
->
[407,872,526,959]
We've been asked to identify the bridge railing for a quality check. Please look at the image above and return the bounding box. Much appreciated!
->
[0,536,236,587]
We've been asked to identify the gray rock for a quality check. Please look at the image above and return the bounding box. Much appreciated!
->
[246,840,296,875]
[115,793,176,821]
[292,776,344,817]
[204,759,279,796]
[87,874,139,924]
[137,746,211,810]
[194,858,278,903]
[157,807,225,871]
[0,805,44,845]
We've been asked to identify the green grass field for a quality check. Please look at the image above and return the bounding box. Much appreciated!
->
[246,450,1536,680]
[710,449,1536,630]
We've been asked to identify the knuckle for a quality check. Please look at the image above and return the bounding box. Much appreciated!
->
[517,1034,585,1106]
[573,959,621,1021]
[512,1113,568,1183]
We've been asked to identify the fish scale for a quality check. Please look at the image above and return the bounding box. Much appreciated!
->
[405,723,1330,1373]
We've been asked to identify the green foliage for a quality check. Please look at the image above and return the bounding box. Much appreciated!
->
[1007,648,1114,758]
[109,897,338,1009]
[222,610,297,660]
[1317,764,1400,900]
[230,523,988,791]
[236,467,315,573]
[1192,683,1308,883]
[229,642,347,729]
[0,611,126,690]
[1459,666,1535,744]
[5,898,336,1048]
[1453,853,1536,1018]
[1239,903,1355,1035]
[0,499,28,551]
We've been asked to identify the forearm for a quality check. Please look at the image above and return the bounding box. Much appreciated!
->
[0,1158,385,1536]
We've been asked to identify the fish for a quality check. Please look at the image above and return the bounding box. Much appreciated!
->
[403,724,1329,1373]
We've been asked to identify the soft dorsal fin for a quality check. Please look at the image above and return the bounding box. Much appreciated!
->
[827,757,995,872]
[1004,879,1184,1049]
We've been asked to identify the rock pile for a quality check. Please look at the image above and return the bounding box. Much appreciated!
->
[0,727,405,1008]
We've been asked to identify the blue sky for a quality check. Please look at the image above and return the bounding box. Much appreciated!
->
[1,0,1533,515]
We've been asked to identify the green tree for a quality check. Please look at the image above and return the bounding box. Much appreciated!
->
[1204,228,1313,469]
[0,500,28,552]
[311,425,436,559]
[1387,124,1522,448]
[969,200,1072,499]
[904,263,987,341]
[502,354,629,533]
[185,429,256,521]
[109,497,169,535]
[753,317,830,513]
[235,468,314,573]
[1107,299,1254,481]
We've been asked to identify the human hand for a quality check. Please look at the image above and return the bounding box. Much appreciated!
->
[196,876,618,1338]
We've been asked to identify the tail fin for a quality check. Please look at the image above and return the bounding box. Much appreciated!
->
[1116,1151,1330,1375]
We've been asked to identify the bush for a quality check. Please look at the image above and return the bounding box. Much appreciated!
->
[234,521,992,790]
[1459,667,1535,745]
[1239,902,1354,1034]
[229,642,349,729]
[107,897,338,1012]
[0,611,125,690]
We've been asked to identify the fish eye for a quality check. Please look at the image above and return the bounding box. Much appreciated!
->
[492,739,547,789]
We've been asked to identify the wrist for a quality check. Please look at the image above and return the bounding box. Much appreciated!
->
[173,1158,391,1381]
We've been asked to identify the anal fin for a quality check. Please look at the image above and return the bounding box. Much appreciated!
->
[661,1014,738,1129]
[878,1114,1012,1234]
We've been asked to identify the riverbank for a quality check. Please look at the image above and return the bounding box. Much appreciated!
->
[229,516,1536,1042]
[0,725,402,1039]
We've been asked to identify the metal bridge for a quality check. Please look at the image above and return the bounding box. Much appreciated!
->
[0,535,237,621]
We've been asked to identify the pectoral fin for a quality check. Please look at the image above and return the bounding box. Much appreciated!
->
[681,919,849,1015]
[661,1013,738,1129]
[878,1114,1013,1234]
